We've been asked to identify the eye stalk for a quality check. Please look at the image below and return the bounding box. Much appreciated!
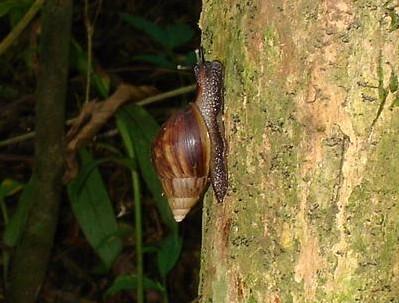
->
[195,47,205,65]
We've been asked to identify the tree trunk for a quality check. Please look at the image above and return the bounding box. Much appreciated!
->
[8,1,72,302]
[198,1,399,302]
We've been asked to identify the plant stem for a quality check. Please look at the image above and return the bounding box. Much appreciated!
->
[132,169,144,303]
[138,84,196,106]
[162,276,169,303]
[0,0,45,56]
[0,198,9,225]
[7,0,73,301]
[1,197,9,290]
[122,125,144,303]
[84,0,93,104]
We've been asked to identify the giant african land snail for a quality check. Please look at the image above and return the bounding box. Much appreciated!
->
[152,50,228,222]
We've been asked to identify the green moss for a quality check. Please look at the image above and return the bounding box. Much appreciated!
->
[262,25,282,73]
[215,16,304,298]
[212,273,228,303]
[202,1,399,302]
[247,294,257,303]
[346,116,399,301]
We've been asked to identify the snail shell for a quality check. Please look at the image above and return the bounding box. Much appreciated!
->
[152,57,227,222]
[152,104,211,222]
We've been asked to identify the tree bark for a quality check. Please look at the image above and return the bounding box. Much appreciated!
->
[199,1,399,302]
[8,1,73,302]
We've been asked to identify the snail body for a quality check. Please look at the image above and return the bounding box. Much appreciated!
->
[152,57,228,222]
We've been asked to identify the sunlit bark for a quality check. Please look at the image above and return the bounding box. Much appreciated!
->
[199,1,399,302]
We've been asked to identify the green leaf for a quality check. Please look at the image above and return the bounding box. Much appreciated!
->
[8,0,34,26]
[157,234,182,279]
[0,1,16,18]
[67,149,122,270]
[1,177,31,285]
[92,72,110,98]
[70,40,87,73]
[105,274,165,297]
[115,105,178,232]
[70,39,110,98]
[0,178,23,225]
[0,178,23,199]
[121,14,194,50]
[0,0,30,18]
[72,157,136,194]
[164,23,194,50]
[3,177,34,247]
[182,50,198,66]
[115,110,136,158]
[120,14,167,47]
[116,105,183,276]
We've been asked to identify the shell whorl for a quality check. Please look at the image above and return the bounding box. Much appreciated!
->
[152,58,227,222]
[152,104,211,222]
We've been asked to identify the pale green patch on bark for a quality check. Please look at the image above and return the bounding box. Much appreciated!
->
[199,0,399,302]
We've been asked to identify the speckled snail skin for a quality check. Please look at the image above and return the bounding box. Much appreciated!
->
[152,57,228,222]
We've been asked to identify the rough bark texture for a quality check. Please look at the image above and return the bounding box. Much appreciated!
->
[7,0,72,302]
[198,1,399,302]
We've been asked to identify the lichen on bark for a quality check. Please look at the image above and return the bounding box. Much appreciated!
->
[199,0,399,302]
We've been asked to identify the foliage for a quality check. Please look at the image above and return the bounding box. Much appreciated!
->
[121,14,197,68]
[67,149,123,270]
[70,39,111,98]
[0,1,200,302]
[0,0,33,24]
[0,178,23,285]
[105,274,166,297]
[3,177,34,248]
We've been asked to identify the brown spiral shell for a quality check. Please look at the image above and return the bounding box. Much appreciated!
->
[152,103,211,222]
[152,56,227,222]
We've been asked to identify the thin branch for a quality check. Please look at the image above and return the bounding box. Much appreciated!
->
[138,83,195,106]
[83,0,103,104]
[0,0,45,56]
[84,0,93,104]
[0,84,196,148]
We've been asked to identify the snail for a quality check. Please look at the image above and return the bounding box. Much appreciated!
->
[152,51,228,222]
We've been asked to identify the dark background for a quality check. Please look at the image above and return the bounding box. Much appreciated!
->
[0,1,204,302]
